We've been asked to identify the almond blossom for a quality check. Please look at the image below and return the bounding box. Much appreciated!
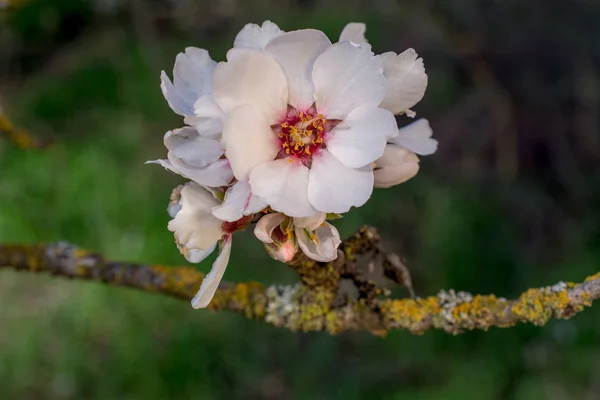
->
[167,182,237,308]
[150,21,438,308]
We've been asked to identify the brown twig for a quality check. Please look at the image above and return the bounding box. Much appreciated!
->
[1,228,599,336]
[0,108,50,149]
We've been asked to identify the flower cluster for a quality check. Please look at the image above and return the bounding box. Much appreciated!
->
[149,21,437,309]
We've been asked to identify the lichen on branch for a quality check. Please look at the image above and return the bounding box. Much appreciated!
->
[1,227,599,336]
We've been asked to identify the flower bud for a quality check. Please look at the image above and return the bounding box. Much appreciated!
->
[264,238,298,263]
[255,213,298,262]
[373,144,420,188]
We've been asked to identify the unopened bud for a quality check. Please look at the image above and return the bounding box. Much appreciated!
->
[264,237,298,263]
[255,213,298,262]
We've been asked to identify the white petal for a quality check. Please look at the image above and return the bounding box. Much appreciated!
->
[211,180,268,222]
[213,48,289,124]
[249,159,316,218]
[184,95,224,139]
[185,243,217,264]
[161,48,216,116]
[165,127,223,168]
[390,118,437,155]
[161,71,193,116]
[234,21,283,51]
[296,222,341,262]
[339,22,367,44]
[326,105,397,168]
[373,144,420,188]
[174,48,216,97]
[167,183,223,252]
[254,213,286,243]
[221,104,279,181]
[307,150,374,213]
[191,235,232,309]
[293,212,326,231]
[379,49,428,114]
[148,156,233,188]
[265,29,331,111]
[313,41,386,119]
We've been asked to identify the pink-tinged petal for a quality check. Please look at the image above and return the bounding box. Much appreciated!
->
[234,21,283,51]
[212,180,268,222]
[164,127,223,168]
[313,41,386,119]
[213,48,288,123]
[161,48,216,116]
[296,222,341,262]
[265,29,331,111]
[254,213,286,243]
[184,95,224,139]
[326,105,397,168]
[293,212,326,231]
[249,159,316,218]
[339,22,367,44]
[167,183,224,252]
[373,144,420,188]
[391,118,438,156]
[191,235,232,309]
[379,49,428,114]
[221,104,279,181]
[307,150,374,213]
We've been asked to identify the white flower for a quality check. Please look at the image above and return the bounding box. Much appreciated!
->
[153,21,439,309]
[213,30,397,217]
[153,21,432,217]
[167,182,236,309]
[254,212,341,262]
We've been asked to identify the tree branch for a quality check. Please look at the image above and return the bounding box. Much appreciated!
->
[1,228,598,336]
[0,108,50,149]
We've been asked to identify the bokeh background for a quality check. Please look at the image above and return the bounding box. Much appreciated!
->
[1,0,600,399]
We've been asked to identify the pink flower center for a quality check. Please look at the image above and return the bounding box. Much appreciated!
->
[276,108,327,159]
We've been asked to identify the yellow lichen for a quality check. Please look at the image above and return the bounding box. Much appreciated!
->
[379,297,441,334]
[209,281,267,319]
[511,288,571,325]
[585,272,600,282]
[2,240,600,336]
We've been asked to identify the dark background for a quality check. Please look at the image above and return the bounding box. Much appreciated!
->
[1,0,600,399]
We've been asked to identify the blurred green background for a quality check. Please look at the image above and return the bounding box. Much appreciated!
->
[1,0,600,399]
